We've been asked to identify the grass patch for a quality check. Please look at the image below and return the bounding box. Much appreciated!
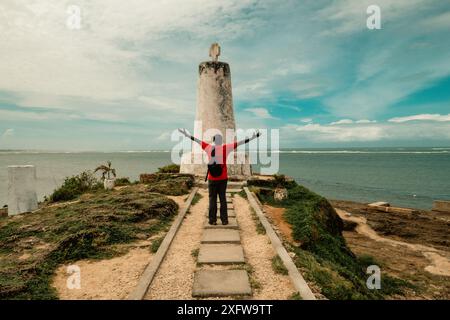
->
[0,184,178,300]
[191,193,203,206]
[271,255,288,275]
[249,207,266,235]
[151,236,165,253]
[191,248,199,258]
[140,173,195,196]
[252,178,412,300]
[289,292,302,300]
[238,189,247,199]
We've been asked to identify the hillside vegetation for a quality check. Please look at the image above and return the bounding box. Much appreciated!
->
[0,181,180,299]
[250,176,411,299]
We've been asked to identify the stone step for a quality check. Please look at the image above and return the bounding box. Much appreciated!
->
[201,229,240,244]
[205,209,235,218]
[226,188,242,193]
[204,217,238,229]
[195,181,246,189]
[197,244,245,264]
[192,270,251,297]
[218,203,234,209]
[217,198,232,203]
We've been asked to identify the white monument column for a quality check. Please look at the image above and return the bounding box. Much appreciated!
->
[7,165,38,215]
[180,43,251,178]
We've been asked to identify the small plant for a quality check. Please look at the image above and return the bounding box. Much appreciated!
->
[289,292,302,300]
[191,193,203,206]
[151,237,164,253]
[191,248,199,258]
[95,161,116,180]
[271,255,288,275]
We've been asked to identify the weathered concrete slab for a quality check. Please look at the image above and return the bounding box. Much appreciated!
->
[217,198,232,203]
[433,200,450,213]
[198,244,244,264]
[219,203,234,209]
[204,217,238,229]
[368,201,390,207]
[205,209,235,217]
[201,229,240,244]
[192,270,251,297]
[227,188,242,193]
[8,165,38,216]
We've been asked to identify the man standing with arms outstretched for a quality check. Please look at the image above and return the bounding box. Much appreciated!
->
[179,129,261,225]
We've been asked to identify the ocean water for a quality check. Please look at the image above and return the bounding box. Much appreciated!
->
[1,148,449,210]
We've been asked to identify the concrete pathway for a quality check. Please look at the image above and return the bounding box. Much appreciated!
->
[192,187,252,298]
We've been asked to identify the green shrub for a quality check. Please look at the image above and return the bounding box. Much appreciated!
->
[115,177,131,186]
[248,175,296,189]
[50,171,102,202]
[157,164,180,173]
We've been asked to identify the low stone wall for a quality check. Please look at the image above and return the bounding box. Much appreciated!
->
[432,200,450,213]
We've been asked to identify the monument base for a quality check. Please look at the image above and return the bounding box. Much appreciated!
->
[180,151,252,180]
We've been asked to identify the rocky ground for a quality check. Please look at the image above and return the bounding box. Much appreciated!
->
[264,198,449,299]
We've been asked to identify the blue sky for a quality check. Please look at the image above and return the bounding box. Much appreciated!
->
[0,0,449,150]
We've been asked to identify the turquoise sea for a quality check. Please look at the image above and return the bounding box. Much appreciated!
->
[1,148,449,210]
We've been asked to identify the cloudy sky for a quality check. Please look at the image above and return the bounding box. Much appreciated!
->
[0,0,449,150]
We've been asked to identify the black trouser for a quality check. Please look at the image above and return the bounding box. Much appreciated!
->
[208,179,228,223]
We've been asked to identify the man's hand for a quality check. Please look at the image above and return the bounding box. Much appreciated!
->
[252,130,261,139]
[178,128,189,137]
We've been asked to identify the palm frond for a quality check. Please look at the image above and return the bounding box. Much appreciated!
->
[94,165,109,173]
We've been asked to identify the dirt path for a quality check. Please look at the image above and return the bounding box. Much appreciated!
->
[52,242,154,300]
[335,208,450,277]
[52,194,187,300]
[234,194,296,299]
[144,189,208,299]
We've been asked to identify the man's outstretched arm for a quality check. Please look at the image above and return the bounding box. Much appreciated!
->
[236,130,262,147]
[178,128,202,145]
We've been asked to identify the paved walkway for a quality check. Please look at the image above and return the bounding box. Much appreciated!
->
[192,188,252,297]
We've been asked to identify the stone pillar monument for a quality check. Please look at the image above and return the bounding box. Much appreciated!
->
[180,43,251,178]
[7,165,38,216]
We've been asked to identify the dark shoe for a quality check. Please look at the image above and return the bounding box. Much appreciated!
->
[222,220,229,225]
[209,221,217,225]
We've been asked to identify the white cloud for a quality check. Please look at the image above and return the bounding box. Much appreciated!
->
[245,107,276,119]
[292,123,385,142]
[0,0,260,109]
[283,120,450,143]
[388,114,450,123]
[356,119,376,124]
[330,119,354,125]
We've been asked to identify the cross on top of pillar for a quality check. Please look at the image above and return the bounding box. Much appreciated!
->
[209,43,220,62]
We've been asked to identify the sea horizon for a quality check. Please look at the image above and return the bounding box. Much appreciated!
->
[1,147,449,210]
[1,146,449,154]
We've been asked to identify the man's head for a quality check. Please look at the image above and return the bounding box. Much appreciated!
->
[213,134,223,145]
